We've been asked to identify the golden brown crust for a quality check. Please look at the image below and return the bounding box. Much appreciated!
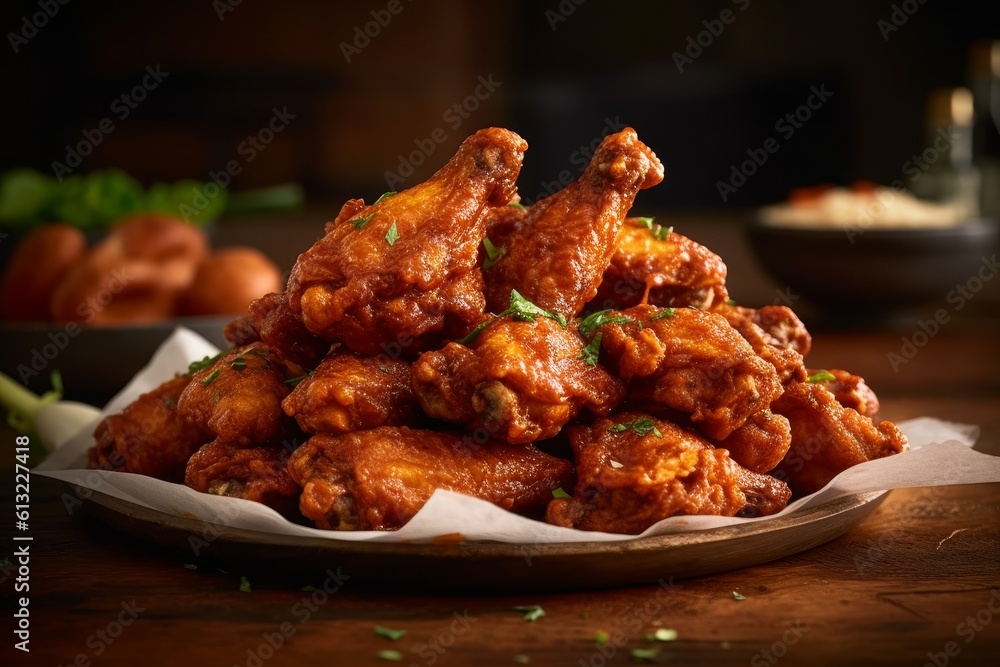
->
[185,440,301,519]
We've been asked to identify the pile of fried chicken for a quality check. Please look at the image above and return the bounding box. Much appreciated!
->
[89,127,908,535]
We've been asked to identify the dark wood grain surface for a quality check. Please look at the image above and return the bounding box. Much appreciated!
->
[2,213,999,667]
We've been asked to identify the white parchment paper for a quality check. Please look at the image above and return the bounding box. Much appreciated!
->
[33,328,1000,544]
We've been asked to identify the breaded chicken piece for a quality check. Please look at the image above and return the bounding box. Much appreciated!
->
[546,413,791,534]
[184,440,301,519]
[247,291,330,371]
[591,219,729,311]
[282,352,419,434]
[484,128,663,319]
[716,304,811,383]
[89,374,206,482]
[178,343,296,447]
[412,310,625,444]
[771,381,907,495]
[815,368,881,419]
[712,408,791,474]
[287,128,527,356]
[288,428,575,531]
[598,304,783,440]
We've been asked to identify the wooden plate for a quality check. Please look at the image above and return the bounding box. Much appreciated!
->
[81,488,888,592]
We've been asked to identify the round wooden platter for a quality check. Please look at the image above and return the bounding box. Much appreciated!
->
[81,488,888,592]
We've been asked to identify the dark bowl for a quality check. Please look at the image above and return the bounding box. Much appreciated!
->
[746,217,1000,314]
[0,317,229,404]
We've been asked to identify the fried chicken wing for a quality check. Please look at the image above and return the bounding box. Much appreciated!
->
[483,128,664,318]
[771,381,907,495]
[817,368,881,419]
[591,220,729,311]
[184,440,301,519]
[288,428,575,531]
[89,374,207,481]
[247,291,330,371]
[716,304,811,383]
[178,344,296,447]
[712,408,791,473]
[412,313,625,443]
[598,305,783,440]
[282,351,419,434]
[287,128,527,356]
[545,413,790,534]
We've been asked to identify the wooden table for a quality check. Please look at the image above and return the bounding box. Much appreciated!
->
[3,209,999,666]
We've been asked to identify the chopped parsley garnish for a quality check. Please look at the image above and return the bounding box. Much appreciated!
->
[231,357,247,370]
[187,353,223,375]
[726,298,737,306]
[374,191,397,204]
[595,630,610,645]
[482,236,507,269]
[351,212,375,230]
[374,626,407,641]
[385,221,400,246]
[459,290,567,344]
[644,628,678,642]
[213,390,221,403]
[551,487,571,499]
[508,201,527,210]
[630,647,661,662]
[376,650,404,662]
[732,591,746,601]
[301,585,316,591]
[284,373,311,387]
[807,370,837,383]
[514,605,546,622]
[201,369,222,386]
[579,332,602,366]
[239,576,251,593]
[183,563,197,570]
[609,417,663,438]
[514,655,531,665]
[649,307,676,321]
[577,309,635,338]
[634,216,672,241]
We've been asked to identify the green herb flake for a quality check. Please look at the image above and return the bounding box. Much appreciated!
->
[630,647,661,662]
[507,290,567,328]
[301,585,316,591]
[379,365,389,373]
[726,298,737,306]
[458,318,493,345]
[377,649,404,662]
[634,216,672,241]
[551,487,571,499]
[374,625,407,641]
[385,221,400,246]
[514,605,546,622]
[649,307,676,321]
[579,332,602,366]
[231,357,247,370]
[351,212,375,230]
[284,375,306,387]
[183,563,197,570]
[187,353,223,375]
[239,576,251,593]
[609,417,663,438]
[482,236,507,269]
[201,369,222,386]
[732,591,746,601]
[0,558,12,567]
[646,628,678,642]
[578,309,635,338]
[807,370,837,383]
[213,390,221,403]
[508,201,527,210]
[514,655,531,665]
[374,191,397,205]
[595,630,610,645]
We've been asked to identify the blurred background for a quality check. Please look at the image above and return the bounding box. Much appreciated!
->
[2,0,1000,401]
